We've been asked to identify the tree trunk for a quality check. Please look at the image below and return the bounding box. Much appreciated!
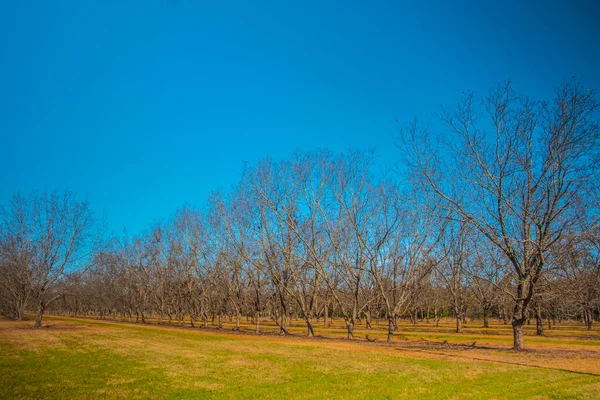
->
[345,319,354,340]
[16,299,27,321]
[483,307,489,328]
[235,310,241,331]
[535,307,543,336]
[456,316,462,333]
[34,299,45,328]
[255,312,260,334]
[279,310,289,335]
[306,316,315,337]
[512,319,525,350]
[387,317,394,342]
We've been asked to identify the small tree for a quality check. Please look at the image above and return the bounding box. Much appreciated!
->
[0,191,97,327]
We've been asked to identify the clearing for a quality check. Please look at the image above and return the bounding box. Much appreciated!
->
[1,316,599,399]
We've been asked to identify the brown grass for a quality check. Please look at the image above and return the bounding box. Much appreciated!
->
[12,315,599,376]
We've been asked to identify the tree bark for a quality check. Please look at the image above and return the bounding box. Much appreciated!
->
[235,310,241,331]
[483,307,489,328]
[345,319,354,340]
[512,318,525,350]
[306,316,315,337]
[535,307,543,336]
[279,310,290,335]
[34,299,45,328]
[387,317,394,342]
[365,310,372,329]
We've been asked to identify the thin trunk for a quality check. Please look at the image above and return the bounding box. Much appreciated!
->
[483,307,489,328]
[345,319,354,340]
[306,316,315,337]
[235,309,241,330]
[535,307,543,336]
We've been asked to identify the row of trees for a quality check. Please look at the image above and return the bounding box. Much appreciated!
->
[1,80,599,350]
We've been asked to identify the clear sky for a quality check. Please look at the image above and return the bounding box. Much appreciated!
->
[1,0,599,235]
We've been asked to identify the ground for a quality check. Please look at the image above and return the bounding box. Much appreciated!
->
[1,315,599,399]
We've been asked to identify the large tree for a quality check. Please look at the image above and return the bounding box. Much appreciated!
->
[401,79,599,349]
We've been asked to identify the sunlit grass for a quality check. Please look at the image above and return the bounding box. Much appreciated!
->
[1,316,599,399]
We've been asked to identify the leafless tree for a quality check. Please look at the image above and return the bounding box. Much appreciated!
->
[0,191,98,327]
[401,79,599,349]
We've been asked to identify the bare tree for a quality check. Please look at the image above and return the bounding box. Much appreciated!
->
[0,191,97,327]
[436,221,472,333]
[401,79,599,349]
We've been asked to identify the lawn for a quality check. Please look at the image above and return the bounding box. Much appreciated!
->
[1,316,599,399]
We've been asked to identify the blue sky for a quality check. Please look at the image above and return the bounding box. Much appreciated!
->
[1,0,599,235]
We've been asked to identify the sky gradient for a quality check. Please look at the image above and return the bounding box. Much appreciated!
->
[1,0,599,235]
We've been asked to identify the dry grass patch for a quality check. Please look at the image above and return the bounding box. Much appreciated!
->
[2,316,599,399]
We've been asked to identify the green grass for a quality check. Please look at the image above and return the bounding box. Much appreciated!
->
[1,317,599,399]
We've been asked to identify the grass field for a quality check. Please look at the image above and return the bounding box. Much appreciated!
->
[1,315,599,399]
